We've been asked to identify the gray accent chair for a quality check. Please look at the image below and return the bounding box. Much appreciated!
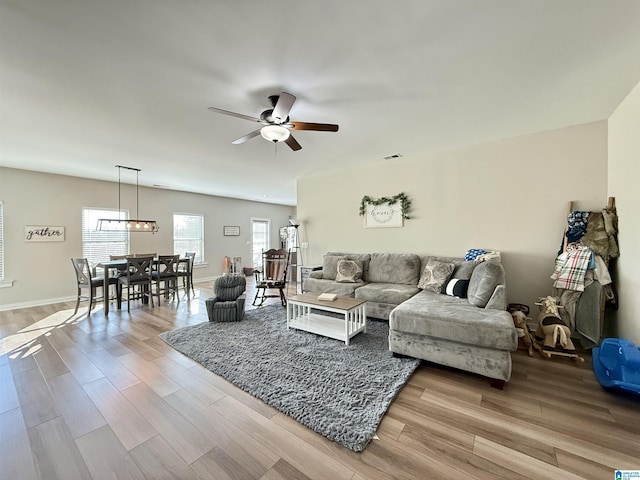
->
[206,275,247,322]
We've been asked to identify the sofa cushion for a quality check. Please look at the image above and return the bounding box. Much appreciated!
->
[322,255,346,280]
[367,253,421,285]
[418,258,455,293]
[302,277,363,297]
[355,283,419,305]
[335,259,364,283]
[389,291,516,351]
[467,260,505,308]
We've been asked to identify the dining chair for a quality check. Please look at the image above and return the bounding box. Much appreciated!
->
[71,258,118,315]
[118,256,154,312]
[107,254,129,278]
[133,252,157,258]
[177,252,196,298]
[152,254,180,304]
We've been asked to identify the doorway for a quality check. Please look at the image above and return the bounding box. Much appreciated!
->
[250,218,270,268]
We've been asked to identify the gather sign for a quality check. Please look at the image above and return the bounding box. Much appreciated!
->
[24,225,65,242]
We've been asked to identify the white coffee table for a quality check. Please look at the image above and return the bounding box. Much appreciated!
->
[286,293,367,345]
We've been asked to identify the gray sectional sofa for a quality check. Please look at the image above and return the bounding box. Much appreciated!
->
[303,252,518,387]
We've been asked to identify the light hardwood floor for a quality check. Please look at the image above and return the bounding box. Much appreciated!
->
[1,278,639,480]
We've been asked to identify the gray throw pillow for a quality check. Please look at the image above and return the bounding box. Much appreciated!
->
[335,259,364,283]
[322,255,346,280]
[418,258,455,293]
[428,257,478,281]
[467,260,505,308]
[453,260,479,280]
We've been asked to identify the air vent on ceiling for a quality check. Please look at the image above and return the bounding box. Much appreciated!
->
[383,153,403,160]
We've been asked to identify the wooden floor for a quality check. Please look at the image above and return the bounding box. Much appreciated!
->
[1,278,639,480]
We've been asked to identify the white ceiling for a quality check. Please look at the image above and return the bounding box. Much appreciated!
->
[2,1,640,206]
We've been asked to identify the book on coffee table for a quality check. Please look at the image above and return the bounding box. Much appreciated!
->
[317,293,337,301]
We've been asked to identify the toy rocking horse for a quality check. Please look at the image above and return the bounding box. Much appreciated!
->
[534,296,584,362]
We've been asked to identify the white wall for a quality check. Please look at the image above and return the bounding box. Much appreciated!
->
[608,81,640,344]
[0,167,294,309]
[297,121,608,314]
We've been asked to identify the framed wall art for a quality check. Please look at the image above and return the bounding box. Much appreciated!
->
[24,225,65,242]
[223,225,240,236]
[359,193,412,229]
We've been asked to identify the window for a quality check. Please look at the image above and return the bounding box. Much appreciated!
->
[251,218,270,268]
[173,213,204,264]
[0,201,4,281]
[82,207,129,264]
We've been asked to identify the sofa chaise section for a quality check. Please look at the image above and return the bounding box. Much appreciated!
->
[389,259,517,387]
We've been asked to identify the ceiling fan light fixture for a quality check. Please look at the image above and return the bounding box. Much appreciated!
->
[260,125,290,143]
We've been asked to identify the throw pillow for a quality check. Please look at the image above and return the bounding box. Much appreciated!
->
[322,255,346,280]
[467,260,504,308]
[452,260,479,280]
[464,248,489,261]
[418,259,455,293]
[335,259,364,283]
[444,278,470,298]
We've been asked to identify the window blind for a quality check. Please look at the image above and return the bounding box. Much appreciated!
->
[173,213,204,264]
[82,207,129,265]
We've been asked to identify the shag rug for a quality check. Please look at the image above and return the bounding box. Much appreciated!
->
[159,304,419,452]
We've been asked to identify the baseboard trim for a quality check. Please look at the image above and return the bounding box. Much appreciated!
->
[194,276,216,284]
[1,277,219,312]
[0,295,77,312]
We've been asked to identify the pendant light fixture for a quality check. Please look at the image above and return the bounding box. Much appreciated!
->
[96,165,159,233]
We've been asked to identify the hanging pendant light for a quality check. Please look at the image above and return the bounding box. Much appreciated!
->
[96,165,159,233]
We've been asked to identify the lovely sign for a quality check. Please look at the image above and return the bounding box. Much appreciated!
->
[24,226,65,242]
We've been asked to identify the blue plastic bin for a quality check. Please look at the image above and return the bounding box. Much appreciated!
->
[592,338,640,394]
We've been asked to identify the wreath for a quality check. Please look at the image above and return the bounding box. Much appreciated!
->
[359,193,411,219]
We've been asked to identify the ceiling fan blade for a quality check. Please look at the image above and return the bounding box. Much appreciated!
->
[272,92,296,124]
[208,106,261,123]
[232,129,262,144]
[289,122,339,132]
[284,134,302,151]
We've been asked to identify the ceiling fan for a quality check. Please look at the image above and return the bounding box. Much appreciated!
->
[207,92,339,151]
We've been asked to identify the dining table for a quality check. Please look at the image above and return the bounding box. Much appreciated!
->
[97,257,189,315]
